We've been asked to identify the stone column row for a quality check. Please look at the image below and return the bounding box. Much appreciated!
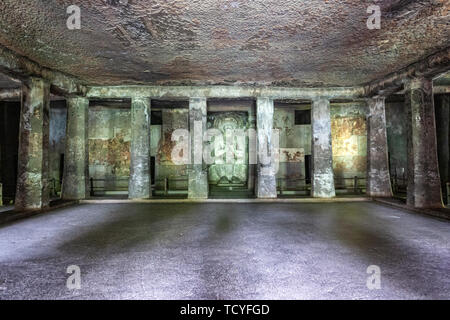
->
[14,79,442,207]
[65,96,153,200]
[15,79,93,210]
[366,77,443,209]
[11,88,339,205]
[185,96,338,199]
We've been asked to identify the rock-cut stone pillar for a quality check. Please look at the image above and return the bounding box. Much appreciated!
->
[435,94,450,203]
[366,97,392,197]
[129,97,151,199]
[62,97,89,200]
[256,97,277,198]
[15,78,50,211]
[188,97,208,199]
[311,98,335,198]
[405,77,442,208]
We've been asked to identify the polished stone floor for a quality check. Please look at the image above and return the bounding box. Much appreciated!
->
[0,202,449,300]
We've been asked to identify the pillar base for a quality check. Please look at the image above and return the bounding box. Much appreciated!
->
[312,173,335,198]
[256,175,277,198]
[188,170,208,199]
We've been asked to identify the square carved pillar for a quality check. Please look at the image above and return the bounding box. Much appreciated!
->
[311,98,335,198]
[256,97,277,198]
[62,97,89,200]
[405,77,442,208]
[15,78,50,211]
[188,97,208,199]
[129,97,152,199]
[366,97,392,197]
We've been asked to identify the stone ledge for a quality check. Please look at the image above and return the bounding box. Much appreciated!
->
[0,200,79,226]
[373,198,450,221]
[80,197,370,204]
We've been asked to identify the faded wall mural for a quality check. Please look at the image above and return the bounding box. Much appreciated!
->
[156,108,189,191]
[88,105,131,192]
[331,103,367,188]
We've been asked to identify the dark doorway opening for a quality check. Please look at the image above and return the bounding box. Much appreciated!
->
[0,101,20,205]
[150,156,156,185]
[305,154,312,185]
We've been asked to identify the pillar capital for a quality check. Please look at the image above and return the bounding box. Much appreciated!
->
[23,76,48,85]
[132,96,150,102]
[367,96,387,115]
[404,76,433,91]
[67,96,89,102]
[312,96,330,103]
[366,96,386,103]
[189,97,207,111]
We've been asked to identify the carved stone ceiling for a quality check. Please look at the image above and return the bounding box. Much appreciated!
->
[0,0,448,87]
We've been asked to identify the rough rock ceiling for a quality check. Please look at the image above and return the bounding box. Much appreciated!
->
[0,0,448,87]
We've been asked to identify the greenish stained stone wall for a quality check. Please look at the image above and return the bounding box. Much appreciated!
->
[272,102,368,192]
[86,104,189,195]
[150,125,160,157]
[385,100,407,181]
[156,108,188,192]
[49,101,66,195]
[435,94,450,203]
[274,106,311,190]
